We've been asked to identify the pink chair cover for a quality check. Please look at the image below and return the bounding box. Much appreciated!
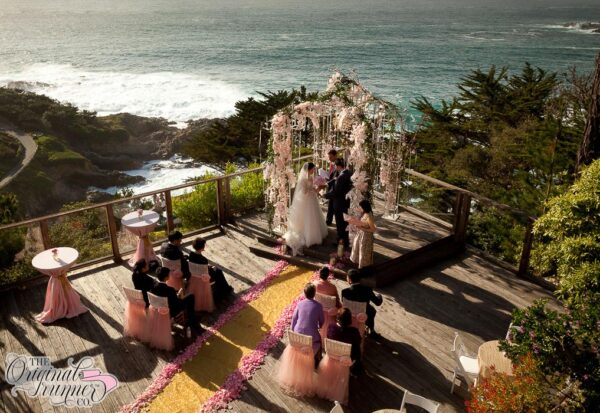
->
[277,343,315,397]
[35,273,88,324]
[124,299,148,342]
[316,353,352,405]
[146,305,173,351]
[187,274,214,312]
[165,269,184,291]
[320,307,338,341]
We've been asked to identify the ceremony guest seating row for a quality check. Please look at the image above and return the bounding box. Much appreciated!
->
[342,298,367,354]
[277,331,353,405]
[122,286,187,351]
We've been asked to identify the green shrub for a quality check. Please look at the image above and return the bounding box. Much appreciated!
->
[172,175,218,230]
[48,202,112,262]
[230,162,265,211]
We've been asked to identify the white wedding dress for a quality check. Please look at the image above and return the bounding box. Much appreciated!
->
[283,163,328,255]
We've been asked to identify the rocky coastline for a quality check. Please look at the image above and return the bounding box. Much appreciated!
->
[0,87,224,216]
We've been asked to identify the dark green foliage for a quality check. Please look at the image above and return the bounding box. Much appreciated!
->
[413,63,589,262]
[48,201,112,262]
[0,87,128,143]
[0,193,24,268]
[184,87,317,165]
[0,132,22,175]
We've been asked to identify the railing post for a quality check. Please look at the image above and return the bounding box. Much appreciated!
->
[164,191,175,234]
[518,217,536,277]
[39,220,51,250]
[105,204,122,264]
[223,176,231,224]
[452,191,471,245]
[216,178,225,226]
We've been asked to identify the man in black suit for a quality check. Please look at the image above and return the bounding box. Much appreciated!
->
[188,237,234,300]
[324,158,353,248]
[161,230,191,279]
[131,258,156,307]
[151,267,201,332]
[325,149,339,226]
[341,269,383,337]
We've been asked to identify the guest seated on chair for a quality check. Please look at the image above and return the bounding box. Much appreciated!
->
[188,237,234,300]
[161,230,191,280]
[131,258,156,307]
[341,269,383,338]
[291,283,325,362]
[327,307,363,375]
[151,267,201,333]
[313,267,341,308]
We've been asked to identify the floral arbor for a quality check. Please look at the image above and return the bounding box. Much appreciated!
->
[264,72,415,232]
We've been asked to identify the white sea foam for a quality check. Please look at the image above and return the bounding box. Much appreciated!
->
[99,155,221,196]
[0,63,248,127]
[541,23,600,35]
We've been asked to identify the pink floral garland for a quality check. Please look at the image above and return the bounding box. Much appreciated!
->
[120,260,290,413]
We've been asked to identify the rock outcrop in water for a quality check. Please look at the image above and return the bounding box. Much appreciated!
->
[562,22,600,33]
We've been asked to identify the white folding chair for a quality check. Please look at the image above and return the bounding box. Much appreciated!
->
[287,329,313,349]
[188,262,209,276]
[450,332,479,393]
[315,292,337,310]
[342,298,367,317]
[400,390,440,413]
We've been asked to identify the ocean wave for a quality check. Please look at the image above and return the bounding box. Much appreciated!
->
[462,31,506,41]
[0,63,248,127]
[541,22,600,35]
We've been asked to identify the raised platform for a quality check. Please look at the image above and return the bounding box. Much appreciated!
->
[0,210,556,413]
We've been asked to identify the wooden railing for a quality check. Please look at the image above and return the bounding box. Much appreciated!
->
[402,168,538,279]
[0,155,312,272]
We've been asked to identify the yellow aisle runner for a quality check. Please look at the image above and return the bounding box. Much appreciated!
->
[147,265,311,413]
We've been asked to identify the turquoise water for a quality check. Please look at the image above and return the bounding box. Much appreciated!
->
[0,0,598,123]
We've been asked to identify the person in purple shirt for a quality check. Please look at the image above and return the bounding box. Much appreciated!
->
[291,283,325,359]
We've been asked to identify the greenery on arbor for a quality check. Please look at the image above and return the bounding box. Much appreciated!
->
[412,63,592,263]
[184,87,317,164]
[477,160,600,412]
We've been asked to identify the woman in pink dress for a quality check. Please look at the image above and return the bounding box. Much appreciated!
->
[313,267,341,308]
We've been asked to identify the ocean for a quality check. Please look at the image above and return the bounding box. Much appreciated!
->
[0,0,598,125]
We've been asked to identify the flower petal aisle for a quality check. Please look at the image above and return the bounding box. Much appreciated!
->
[126,263,314,413]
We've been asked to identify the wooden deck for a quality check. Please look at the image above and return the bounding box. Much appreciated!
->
[0,208,556,413]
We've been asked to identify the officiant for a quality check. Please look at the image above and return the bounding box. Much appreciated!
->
[324,158,352,249]
[325,149,339,226]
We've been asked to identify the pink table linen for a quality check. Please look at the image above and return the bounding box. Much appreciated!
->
[32,247,88,324]
[121,210,160,266]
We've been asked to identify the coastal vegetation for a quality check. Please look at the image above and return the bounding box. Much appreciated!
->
[0,132,23,176]
[469,159,600,412]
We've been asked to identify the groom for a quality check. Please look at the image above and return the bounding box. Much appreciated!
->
[325,158,352,249]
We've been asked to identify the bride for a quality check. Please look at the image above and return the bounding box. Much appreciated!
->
[282,162,328,255]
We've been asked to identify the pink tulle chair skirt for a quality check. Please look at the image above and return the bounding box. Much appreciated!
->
[277,345,316,397]
[316,355,351,405]
[166,270,184,291]
[35,276,88,324]
[124,301,148,341]
[187,275,214,312]
[146,306,173,351]
[319,309,337,341]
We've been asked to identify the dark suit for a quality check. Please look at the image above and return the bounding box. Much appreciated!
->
[188,251,233,300]
[341,283,383,331]
[325,169,352,247]
[132,271,156,307]
[162,243,190,278]
[326,165,339,225]
[151,282,197,326]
